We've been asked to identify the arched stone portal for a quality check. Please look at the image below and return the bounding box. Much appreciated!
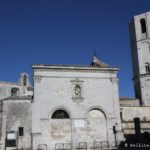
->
[87,108,107,144]
[50,109,71,149]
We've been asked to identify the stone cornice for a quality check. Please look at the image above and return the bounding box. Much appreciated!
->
[32,64,118,68]
[133,73,150,80]
[119,97,139,101]
[3,96,33,101]
[139,73,150,78]
[32,65,118,74]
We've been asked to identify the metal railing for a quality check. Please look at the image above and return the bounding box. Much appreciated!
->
[55,141,120,150]
[91,141,109,149]
[55,143,72,150]
[37,144,47,150]
[76,142,87,149]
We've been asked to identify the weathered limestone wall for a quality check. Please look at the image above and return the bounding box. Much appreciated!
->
[84,109,107,144]
[51,119,71,149]
[121,107,150,134]
[0,83,21,100]
[1,99,32,150]
[32,66,124,150]
[0,82,33,100]
[120,98,140,107]
[140,76,150,106]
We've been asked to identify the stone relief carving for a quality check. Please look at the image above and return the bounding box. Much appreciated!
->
[74,85,81,97]
[71,78,84,103]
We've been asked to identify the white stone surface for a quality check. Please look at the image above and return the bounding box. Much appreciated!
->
[32,65,123,150]
[74,119,85,128]
[129,11,150,106]
[1,100,32,150]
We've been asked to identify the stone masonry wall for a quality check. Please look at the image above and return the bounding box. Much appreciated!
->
[1,99,32,150]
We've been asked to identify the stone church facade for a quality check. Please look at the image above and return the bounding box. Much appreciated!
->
[0,11,150,150]
[31,62,123,150]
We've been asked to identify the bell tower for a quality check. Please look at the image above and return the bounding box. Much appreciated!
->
[129,11,150,106]
[18,72,31,87]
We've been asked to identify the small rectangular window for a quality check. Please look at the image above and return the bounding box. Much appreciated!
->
[120,111,123,120]
[18,127,24,136]
[145,63,150,73]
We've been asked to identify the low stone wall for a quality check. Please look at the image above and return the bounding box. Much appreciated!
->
[121,106,150,134]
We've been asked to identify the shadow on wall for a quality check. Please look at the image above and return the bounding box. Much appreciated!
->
[119,117,150,149]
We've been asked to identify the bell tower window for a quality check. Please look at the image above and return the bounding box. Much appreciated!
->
[145,63,150,73]
[23,74,27,86]
[140,18,147,34]
[11,88,19,97]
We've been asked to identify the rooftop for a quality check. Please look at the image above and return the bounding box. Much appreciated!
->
[32,55,118,71]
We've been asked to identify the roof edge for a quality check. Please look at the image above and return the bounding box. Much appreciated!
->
[2,96,33,101]
[32,64,119,71]
[0,81,19,86]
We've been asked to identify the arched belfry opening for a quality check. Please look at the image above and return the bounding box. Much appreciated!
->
[140,18,147,34]
[145,63,150,73]
[11,88,19,96]
[23,74,27,86]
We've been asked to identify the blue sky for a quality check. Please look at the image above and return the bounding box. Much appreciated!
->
[0,0,150,97]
